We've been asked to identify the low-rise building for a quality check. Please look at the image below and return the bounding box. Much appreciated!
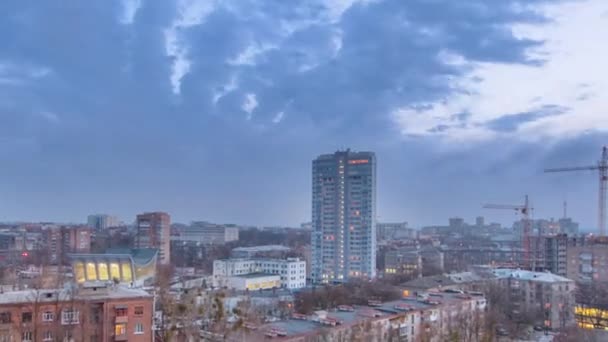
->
[213,258,306,290]
[69,248,158,287]
[246,291,487,341]
[385,246,444,276]
[227,273,281,291]
[231,245,291,259]
[173,222,239,245]
[0,283,153,342]
[492,268,575,329]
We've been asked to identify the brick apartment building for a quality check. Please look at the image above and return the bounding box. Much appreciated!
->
[0,283,152,342]
[44,226,91,265]
[135,212,171,265]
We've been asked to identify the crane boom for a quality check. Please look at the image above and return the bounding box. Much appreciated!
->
[544,146,608,236]
[545,166,598,173]
[483,195,534,270]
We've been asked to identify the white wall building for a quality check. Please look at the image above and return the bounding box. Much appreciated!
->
[173,222,239,245]
[213,258,306,290]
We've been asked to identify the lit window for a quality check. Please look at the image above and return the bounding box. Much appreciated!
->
[134,323,144,334]
[115,323,127,336]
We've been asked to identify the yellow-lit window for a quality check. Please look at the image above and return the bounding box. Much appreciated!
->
[121,263,133,282]
[97,262,109,281]
[74,262,86,283]
[110,263,121,281]
[114,323,127,335]
[86,262,97,280]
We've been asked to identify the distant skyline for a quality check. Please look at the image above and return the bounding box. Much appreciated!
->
[0,1,607,229]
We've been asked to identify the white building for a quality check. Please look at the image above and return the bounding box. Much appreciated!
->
[227,274,281,291]
[173,222,239,245]
[213,258,306,290]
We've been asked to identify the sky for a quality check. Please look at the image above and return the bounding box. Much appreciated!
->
[0,0,607,228]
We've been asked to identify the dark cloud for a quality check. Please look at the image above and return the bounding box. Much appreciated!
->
[0,0,602,228]
[486,105,569,132]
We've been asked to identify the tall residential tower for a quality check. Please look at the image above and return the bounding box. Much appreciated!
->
[311,150,376,283]
[135,212,171,265]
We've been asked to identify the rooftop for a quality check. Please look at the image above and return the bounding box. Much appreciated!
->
[0,285,151,305]
[257,291,483,339]
[69,248,158,266]
[232,245,291,253]
[492,269,573,283]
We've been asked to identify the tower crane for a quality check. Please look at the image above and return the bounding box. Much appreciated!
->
[483,195,534,270]
[545,146,608,236]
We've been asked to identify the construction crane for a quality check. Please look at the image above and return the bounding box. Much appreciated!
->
[483,195,534,270]
[545,146,608,236]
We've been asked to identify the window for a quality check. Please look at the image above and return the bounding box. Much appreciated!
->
[115,308,128,317]
[43,331,53,341]
[22,312,33,323]
[0,312,10,324]
[62,309,79,325]
[134,323,144,334]
[134,306,144,316]
[22,331,33,341]
[115,323,127,336]
[42,311,54,322]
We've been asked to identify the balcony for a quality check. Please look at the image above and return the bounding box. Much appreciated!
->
[114,334,128,341]
[115,316,128,324]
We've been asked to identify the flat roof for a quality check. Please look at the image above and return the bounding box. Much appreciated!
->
[492,269,573,283]
[232,245,291,253]
[257,292,483,338]
[0,286,151,305]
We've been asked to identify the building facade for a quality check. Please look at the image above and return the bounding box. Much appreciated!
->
[376,222,416,241]
[567,239,608,283]
[87,214,119,231]
[250,292,486,341]
[43,226,91,265]
[135,212,170,265]
[311,150,376,283]
[173,222,239,245]
[492,269,575,329]
[213,258,306,289]
[0,284,153,342]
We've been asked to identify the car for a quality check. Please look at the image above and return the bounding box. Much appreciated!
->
[533,325,544,332]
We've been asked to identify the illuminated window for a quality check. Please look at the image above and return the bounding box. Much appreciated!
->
[121,262,133,282]
[97,262,109,281]
[74,262,86,283]
[115,323,127,336]
[86,262,97,280]
[110,262,121,281]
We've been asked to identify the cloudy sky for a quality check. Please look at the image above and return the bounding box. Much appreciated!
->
[0,0,607,228]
